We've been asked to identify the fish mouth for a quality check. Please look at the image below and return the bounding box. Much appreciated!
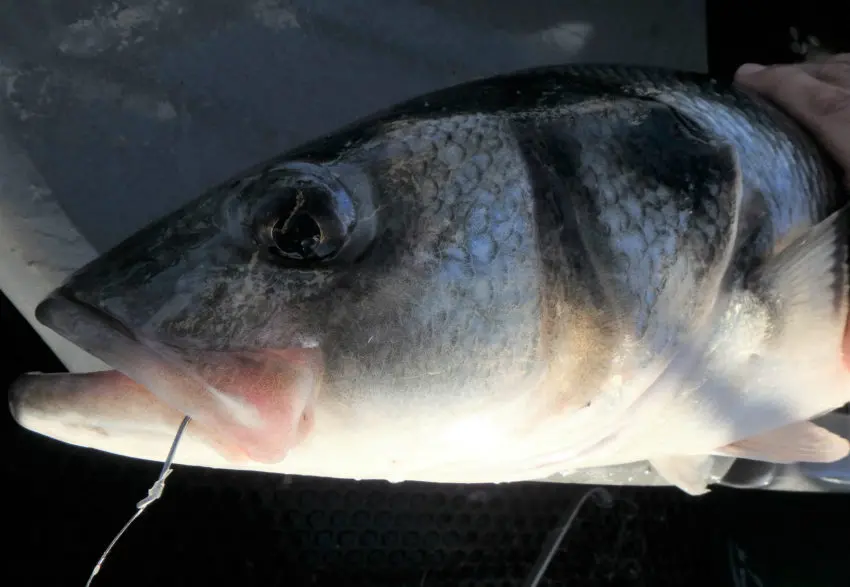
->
[10,289,320,466]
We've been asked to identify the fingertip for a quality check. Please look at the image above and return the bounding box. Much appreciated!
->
[735,63,767,78]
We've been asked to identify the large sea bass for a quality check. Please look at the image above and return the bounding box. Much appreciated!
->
[9,64,850,495]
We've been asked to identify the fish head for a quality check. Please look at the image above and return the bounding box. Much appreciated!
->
[15,115,556,478]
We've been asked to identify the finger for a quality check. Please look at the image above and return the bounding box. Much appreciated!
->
[799,59,850,89]
[825,53,850,66]
[801,51,849,66]
[735,64,850,168]
[736,56,850,89]
[735,63,767,77]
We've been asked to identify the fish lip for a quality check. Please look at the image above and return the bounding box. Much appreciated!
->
[35,286,138,347]
[33,287,170,379]
[7,372,30,428]
[28,287,319,465]
[28,288,203,425]
[30,287,195,413]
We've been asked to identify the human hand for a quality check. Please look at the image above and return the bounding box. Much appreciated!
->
[735,53,850,177]
[734,54,850,369]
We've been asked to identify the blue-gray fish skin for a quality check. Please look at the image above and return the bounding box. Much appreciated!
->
[9,64,850,494]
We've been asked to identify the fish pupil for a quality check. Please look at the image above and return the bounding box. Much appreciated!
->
[271,211,324,260]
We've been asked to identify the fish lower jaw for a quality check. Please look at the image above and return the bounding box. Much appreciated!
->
[8,379,697,485]
[9,369,626,483]
[9,375,229,467]
[12,408,574,484]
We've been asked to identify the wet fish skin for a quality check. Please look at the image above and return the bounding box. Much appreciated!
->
[11,64,850,493]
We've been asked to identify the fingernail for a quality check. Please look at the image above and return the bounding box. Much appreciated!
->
[736,63,766,77]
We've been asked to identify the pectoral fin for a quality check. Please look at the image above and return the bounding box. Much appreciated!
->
[715,421,850,464]
[748,202,849,371]
[650,454,715,496]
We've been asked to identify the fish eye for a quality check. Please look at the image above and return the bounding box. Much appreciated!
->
[265,185,347,262]
[249,162,371,267]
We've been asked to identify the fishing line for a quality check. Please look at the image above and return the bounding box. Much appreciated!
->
[81,417,609,587]
[521,486,614,587]
[85,415,191,587]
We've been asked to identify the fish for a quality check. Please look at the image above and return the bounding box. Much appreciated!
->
[8,64,850,496]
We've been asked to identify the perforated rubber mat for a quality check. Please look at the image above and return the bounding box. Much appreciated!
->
[7,428,736,587]
[169,474,719,587]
